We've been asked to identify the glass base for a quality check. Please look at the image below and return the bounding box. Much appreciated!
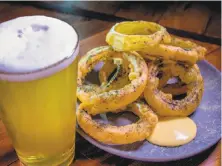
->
[19,146,74,166]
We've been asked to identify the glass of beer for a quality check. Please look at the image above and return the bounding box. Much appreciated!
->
[0,16,79,166]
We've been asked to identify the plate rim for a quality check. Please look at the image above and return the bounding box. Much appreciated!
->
[77,128,221,162]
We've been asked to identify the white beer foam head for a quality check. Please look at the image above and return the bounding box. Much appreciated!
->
[0,15,78,74]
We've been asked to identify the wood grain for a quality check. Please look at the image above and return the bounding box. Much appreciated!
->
[74,1,121,15]
[73,20,114,40]
[95,2,121,15]
[0,2,10,12]
[3,2,220,40]
[115,2,151,21]
[205,12,221,38]
[205,48,221,70]
[159,2,211,34]
[0,3,85,24]
[79,30,107,56]
[73,1,100,13]
[0,3,114,41]
[115,2,166,22]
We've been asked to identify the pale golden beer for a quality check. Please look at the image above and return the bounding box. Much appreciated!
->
[0,16,79,165]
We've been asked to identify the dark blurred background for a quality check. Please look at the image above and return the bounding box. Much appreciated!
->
[0,1,220,43]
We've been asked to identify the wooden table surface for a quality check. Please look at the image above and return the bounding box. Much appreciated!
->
[0,2,221,166]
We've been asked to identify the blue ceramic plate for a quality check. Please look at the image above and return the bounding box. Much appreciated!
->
[77,60,221,162]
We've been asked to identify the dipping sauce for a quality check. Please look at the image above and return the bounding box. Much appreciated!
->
[147,117,197,147]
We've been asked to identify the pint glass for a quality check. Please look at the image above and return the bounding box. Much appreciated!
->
[0,16,79,166]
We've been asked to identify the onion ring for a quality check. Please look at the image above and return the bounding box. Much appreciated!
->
[77,46,148,115]
[138,36,206,64]
[144,62,204,117]
[106,21,170,51]
[77,102,158,144]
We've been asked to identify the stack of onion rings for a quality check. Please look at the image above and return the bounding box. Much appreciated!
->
[106,21,206,64]
[77,21,206,145]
